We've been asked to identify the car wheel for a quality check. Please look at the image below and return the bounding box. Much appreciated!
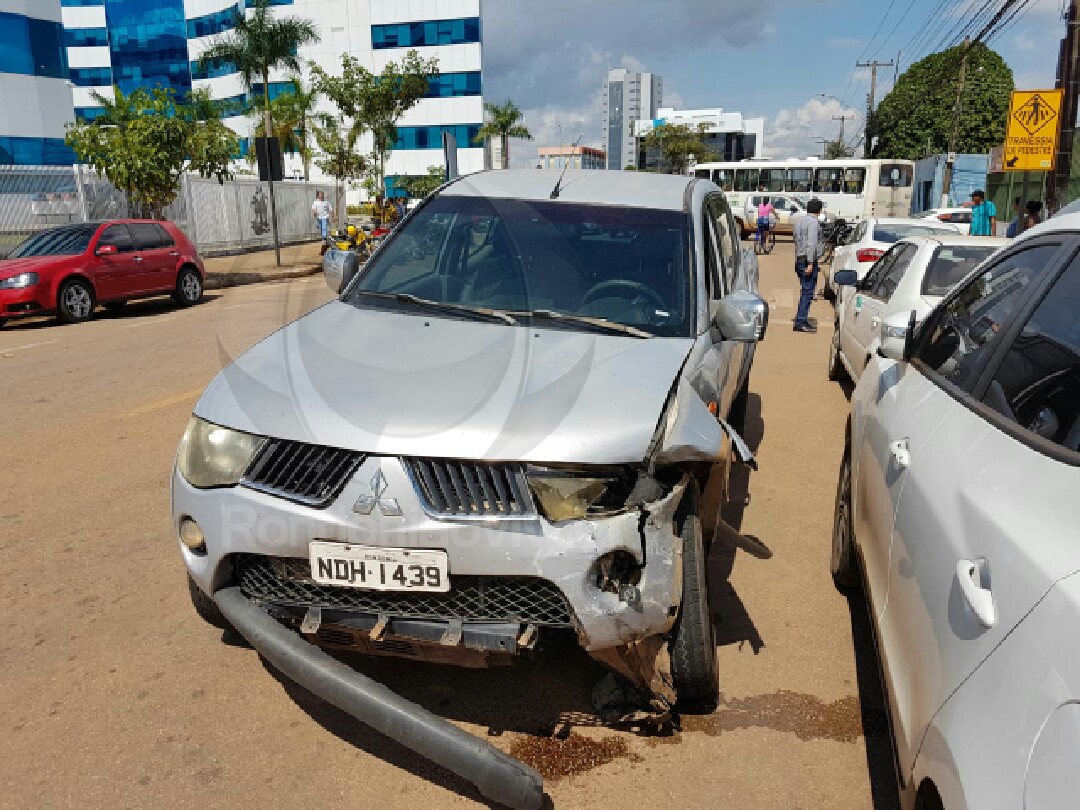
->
[57,278,95,324]
[174,266,203,307]
[728,378,749,434]
[187,575,233,632]
[828,324,848,382]
[0,318,6,329]
[670,491,720,714]
[103,301,127,313]
[831,442,860,591]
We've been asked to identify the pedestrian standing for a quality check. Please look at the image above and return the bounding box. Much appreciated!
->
[312,191,332,239]
[1022,200,1043,232]
[394,197,406,222]
[968,190,997,236]
[793,198,825,333]
[1005,197,1022,238]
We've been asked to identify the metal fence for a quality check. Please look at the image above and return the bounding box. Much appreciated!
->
[0,166,337,257]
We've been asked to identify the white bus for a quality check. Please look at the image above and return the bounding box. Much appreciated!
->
[692,158,916,237]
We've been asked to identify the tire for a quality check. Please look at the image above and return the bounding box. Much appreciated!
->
[0,318,6,329]
[764,230,776,254]
[103,301,127,313]
[174,266,203,307]
[57,278,94,324]
[728,378,749,434]
[187,574,233,631]
[670,492,720,714]
[823,282,836,303]
[831,442,861,591]
[828,323,848,382]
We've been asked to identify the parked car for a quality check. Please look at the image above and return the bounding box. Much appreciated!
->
[828,235,1005,384]
[913,206,974,235]
[831,212,1080,809]
[737,192,818,238]
[0,220,205,327]
[173,170,768,805]
[824,216,961,300]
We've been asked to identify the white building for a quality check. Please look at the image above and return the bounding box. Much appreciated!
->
[537,146,606,171]
[0,0,75,165]
[60,0,484,196]
[632,107,765,171]
[602,68,662,171]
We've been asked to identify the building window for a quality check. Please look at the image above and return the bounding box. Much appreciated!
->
[426,72,481,98]
[0,137,78,166]
[371,17,481,49]
[0,14,68,79]
[75,107,107,122]
[246,0,293,6]
[187,3,243,40]
[63,27,110,48]
[62,0,105,6]
[70,66,113,86]
[104,0,192,98]
[190,56,236,81]
[394,124,482,150]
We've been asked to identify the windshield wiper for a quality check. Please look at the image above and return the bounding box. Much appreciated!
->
[355,290,518,325]
[511,309,652,338]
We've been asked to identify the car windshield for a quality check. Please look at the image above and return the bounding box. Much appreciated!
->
[872,223,956,243]
[921,245,999,296]
[350,195,694,337]
[9,224,97,258]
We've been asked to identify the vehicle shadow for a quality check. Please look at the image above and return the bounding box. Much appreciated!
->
[0,294,221,331]
[843,590,902,810]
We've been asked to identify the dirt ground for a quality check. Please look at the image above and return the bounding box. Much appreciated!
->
[0,242,898,809]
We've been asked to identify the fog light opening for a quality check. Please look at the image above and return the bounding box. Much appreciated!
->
[595,550,642,598]
[179,518,207,555]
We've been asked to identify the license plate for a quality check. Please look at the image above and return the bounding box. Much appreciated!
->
[309,542,449,593]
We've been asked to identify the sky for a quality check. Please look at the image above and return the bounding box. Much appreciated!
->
[480,0,1067,166]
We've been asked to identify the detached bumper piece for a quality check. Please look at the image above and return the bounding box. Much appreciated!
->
[214,587,545,810]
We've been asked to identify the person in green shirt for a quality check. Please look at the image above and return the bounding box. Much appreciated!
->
[967,189,997,236]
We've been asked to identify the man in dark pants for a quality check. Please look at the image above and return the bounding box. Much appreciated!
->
[792,198,824,333]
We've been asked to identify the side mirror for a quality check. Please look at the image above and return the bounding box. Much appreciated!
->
[96,244,117,257]
[713,290,768,343]
[877,310,917,362]
[323,248,361,294]
[833,270,859,287]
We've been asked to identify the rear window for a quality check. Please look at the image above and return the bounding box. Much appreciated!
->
[9,224,96,258]
[879,163,914,188]
[873,223,957,243]
[921,245,999,296]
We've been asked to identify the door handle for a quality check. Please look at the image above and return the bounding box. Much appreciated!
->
[956,558,996,628]
[871,316,881,330]
[133,256,143,262]
[889,438,910,469]
[169,251,179,256]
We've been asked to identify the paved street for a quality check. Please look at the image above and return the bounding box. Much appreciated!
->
[0,243,898,809]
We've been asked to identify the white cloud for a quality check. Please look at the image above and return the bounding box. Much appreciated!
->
[764,97,865,158]
[1014,33,1036,51]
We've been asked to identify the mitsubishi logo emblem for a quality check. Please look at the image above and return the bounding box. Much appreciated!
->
[353,467,402,516]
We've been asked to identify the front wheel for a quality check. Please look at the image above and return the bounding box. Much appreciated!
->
[831,443,860,590]
[174,266,203,307]
[57,278,95,324]
[670,502,719,714]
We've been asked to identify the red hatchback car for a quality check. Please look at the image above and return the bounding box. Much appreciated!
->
[0,220,205,327]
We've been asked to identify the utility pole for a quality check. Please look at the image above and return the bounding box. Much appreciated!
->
[941,38,972,207]
[1050,0,1080,212]
[815,137,831,158]
[856,59,894,158]
[832,114,852,146]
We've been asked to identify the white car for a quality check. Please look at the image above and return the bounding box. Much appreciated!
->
[914,207,973,235]
[831,211,1080,809]
[825,217,961,299]
[828,235,1005,384]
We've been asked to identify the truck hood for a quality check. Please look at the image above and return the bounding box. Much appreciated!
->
[195,301,695,464]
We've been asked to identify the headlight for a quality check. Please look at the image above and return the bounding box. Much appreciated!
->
[176,416,265,489]
[525,465,636,522]
[881,324,908,340]
[0,272,38,289]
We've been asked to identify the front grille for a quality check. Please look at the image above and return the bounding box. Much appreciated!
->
[235,554,573,627]
[241,439,363,508]
[402,458,535,518]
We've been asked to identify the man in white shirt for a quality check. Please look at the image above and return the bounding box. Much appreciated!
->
[312,191,332,239]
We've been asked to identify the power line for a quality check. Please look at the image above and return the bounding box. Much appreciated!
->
[842,0,901,106]
[874,0,922,61]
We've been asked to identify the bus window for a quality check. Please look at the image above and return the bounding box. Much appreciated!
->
[694,169,711,180]
[843,168,866,194]
[716,169,733,191]
[814,167,843,193]
[879,163,913,188]
[734,168,759,192]
[759,168,784,192]
[786,168,813,193]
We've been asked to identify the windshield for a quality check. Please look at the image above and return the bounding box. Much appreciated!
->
[922,245,999,296]
[872,223,957,243]
[350,195,694,337]
[9,224,97,259]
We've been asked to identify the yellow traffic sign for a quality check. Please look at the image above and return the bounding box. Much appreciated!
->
[1003,89,1063,172]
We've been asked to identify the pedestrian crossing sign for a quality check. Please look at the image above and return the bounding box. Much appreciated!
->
[1003,89,1063,172]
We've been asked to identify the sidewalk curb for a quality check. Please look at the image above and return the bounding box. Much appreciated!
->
[204,265,322,291]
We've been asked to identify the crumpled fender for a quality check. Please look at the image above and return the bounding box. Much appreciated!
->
[652,378,757,470]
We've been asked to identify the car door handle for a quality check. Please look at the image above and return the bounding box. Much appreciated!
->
[889,438,910,470]
[956,558,996,628]
[871,316,881,330]
[133,256,143,262]
[169,251,179,257]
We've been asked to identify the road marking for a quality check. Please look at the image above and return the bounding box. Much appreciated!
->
[121,316,178,329]
[0,339,58,356]
[123,388,205,417]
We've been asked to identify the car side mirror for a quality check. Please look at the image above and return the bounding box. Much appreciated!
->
[790,205,799,213]
[877,310,918,362]
[323,248,361,294]
[833,270,858,287]
[713,290,768,342]
[96,244,117,257]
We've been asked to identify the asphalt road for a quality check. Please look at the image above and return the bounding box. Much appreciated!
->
[0,243,899,809]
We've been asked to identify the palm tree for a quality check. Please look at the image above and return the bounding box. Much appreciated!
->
[261,77,319,180]
[195,0,319,149]
[476,101,532,170]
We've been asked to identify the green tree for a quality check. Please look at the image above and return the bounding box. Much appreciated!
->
[642,123,715,174]
[195,0,319,148]
[259,77,320,180]
[401,165,447,199]
[476,101,532,170]
[825,139,855,159]
[872,42,1013,160]
[65,87,237,216]
[312,114,367,220]
[312,51,438,197]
